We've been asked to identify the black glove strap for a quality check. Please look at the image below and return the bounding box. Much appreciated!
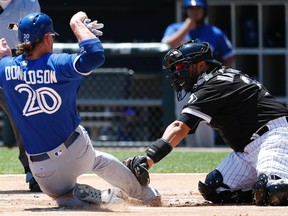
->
[145,138,172,163]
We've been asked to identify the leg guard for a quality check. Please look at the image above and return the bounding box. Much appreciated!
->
[267,184,288,206]
[252,173,268,205]
[253,174,288,206]
[198,169,253,204]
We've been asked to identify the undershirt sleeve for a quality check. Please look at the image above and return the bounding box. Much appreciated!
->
[177,113,201,134]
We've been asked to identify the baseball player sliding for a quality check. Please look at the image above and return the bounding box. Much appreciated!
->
[0,11,160,206]
[124,40,288,206]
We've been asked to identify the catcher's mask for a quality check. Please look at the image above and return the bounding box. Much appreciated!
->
[18,12,59,43]
[163,40,221,101]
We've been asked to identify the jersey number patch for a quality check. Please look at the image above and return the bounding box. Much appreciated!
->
[15,84,62,116]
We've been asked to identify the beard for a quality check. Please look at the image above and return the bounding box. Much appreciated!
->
[182,66,199,92]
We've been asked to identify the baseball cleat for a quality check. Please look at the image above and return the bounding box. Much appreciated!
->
[147,194,162,207]
[73,184,128,204]
[101,187,128,204]
[26,172,42,192]
[73,184,102,204]
[146,187,162,207]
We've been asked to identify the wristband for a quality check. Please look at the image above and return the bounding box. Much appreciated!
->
[145,138,173,163]
[78,38,102,55]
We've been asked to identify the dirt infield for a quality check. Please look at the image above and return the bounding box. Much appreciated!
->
[1,173,288,216]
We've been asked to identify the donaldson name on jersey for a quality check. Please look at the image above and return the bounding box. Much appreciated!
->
[5,65,57,84]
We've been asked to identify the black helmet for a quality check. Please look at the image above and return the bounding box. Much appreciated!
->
[163,40,221,101]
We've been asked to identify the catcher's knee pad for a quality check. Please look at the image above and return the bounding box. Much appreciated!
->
[252,173,268,205]
[198,169,229,203]
[267,184,288,206]
[198,169,253,204]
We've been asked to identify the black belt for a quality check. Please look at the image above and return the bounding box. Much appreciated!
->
[255,125,269,137]
[30,131,80,162]
[254,116,288,137]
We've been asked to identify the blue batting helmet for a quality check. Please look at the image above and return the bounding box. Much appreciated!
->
[182,0,208,16]
[183,0,207,8]
[18,12,58,43]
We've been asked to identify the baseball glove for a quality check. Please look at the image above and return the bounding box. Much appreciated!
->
[123,155,150,186]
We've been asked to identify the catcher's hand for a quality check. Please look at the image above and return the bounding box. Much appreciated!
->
[123,155,150,186]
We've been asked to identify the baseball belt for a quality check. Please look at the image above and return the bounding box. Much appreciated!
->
[29,131,80,162]
[252,116,288,138]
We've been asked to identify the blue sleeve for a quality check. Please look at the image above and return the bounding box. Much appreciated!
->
[161,23,183,42]
[213,27,234,60]
[75,38,105,73]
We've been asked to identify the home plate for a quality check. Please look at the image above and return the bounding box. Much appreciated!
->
[161,196,209,207]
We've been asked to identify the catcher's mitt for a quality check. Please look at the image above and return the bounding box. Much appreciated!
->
[124,155,150,186]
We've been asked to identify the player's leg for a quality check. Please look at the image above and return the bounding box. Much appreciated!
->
[28,125,99,197]
[28,147,79,197]
[91,149,160,205]
[254,122,288,205]
[198,151,256,204]
[70,125,160,205]
[27,125,156,205]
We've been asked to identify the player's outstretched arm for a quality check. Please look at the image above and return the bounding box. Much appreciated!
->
[124,120,190,185]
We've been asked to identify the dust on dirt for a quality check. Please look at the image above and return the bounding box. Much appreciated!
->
[0,174,287,216]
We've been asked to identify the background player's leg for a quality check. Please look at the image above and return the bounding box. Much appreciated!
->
[0,89,41,192]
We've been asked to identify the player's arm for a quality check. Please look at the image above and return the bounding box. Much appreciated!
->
[70,11,96,42]
[146,120,191,167]
[124,114,198,186]
[123,120,191,186]
[162,18,196,48]
[70,12,105,72]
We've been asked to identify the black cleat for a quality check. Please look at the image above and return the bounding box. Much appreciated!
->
[267,184,288,206]
[26,172,42,192]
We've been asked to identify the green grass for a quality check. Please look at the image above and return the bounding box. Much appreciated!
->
[0,147,231,174]
[0,147,24,174]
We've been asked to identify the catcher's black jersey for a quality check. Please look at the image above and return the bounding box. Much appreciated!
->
[178,67,288,152]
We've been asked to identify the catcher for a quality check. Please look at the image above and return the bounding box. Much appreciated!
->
[124,40,288,206]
